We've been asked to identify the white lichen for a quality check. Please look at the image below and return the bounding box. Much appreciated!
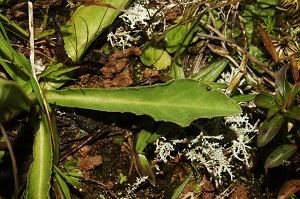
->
[224,113,258,167]
[121,176,148,199]
[154,137,175,163]
[107,0,166,47]
[153,114,258,186]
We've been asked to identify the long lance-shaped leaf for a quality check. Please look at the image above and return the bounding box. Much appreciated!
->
[257,114,285,147]
[264,144,298,169]
[26,113,53,199]
[45,79,241,127]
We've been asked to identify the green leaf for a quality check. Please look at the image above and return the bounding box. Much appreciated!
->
[140,43,164,66]
[46,79,241,127]
[63,159,79,170]
[192,58,230,82]
[53,165,82,190]
[171,171,193,199]
[267,106,280,120]
[254,92,276,109]
[147,122,177,143]
[153,50,172,70]
[0,78,30,123]
[232,94,256,103]
[169,56,185,79]
[63,0,131,61]
[136,129,153,154]
[136,122,175,153]
[135,154,156,186]
[275,65,290,101]
[169,19,199,79]
[286,106,300,121]
[26,113,53,199]
[164,25,187,53]
[53,172,71,199]
[264,144,298,168]
[257,114,285,147]
[0,23,31,90]
[0,13,29,40]
[286,82,300,108]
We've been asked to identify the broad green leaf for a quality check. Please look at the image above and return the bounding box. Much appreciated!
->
[135,154,155,186]
[264,144,298,168]
[278,180,300,199]
[136,129,153,154]
[257,114,285,147]
[164,25,187,53]
[171,171,193,199]
[192,58,230,82]
[254,92,276,109]
[140,43,164,66]
[63,0,131,61]
[147,122,177,143]
[153,50,172,70]
[0,78,30,123]
[46,79,241,127]
[26,113,53,199]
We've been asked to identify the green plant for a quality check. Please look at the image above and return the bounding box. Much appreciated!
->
[0,2,242,198]
[254,65,300,148]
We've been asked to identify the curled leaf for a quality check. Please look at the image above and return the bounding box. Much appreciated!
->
[135,154,156,186]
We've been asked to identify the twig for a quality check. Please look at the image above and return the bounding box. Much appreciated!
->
[59,125,113,161]
[197,32,276,78]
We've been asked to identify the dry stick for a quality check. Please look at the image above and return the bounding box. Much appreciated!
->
[28,1,56,148]
[197,31,276,78]
[0,124,18,198]
[59,125,113,161]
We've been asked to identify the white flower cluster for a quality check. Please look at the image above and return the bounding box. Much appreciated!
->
[153,113,258,186]
[107,0,165,48]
